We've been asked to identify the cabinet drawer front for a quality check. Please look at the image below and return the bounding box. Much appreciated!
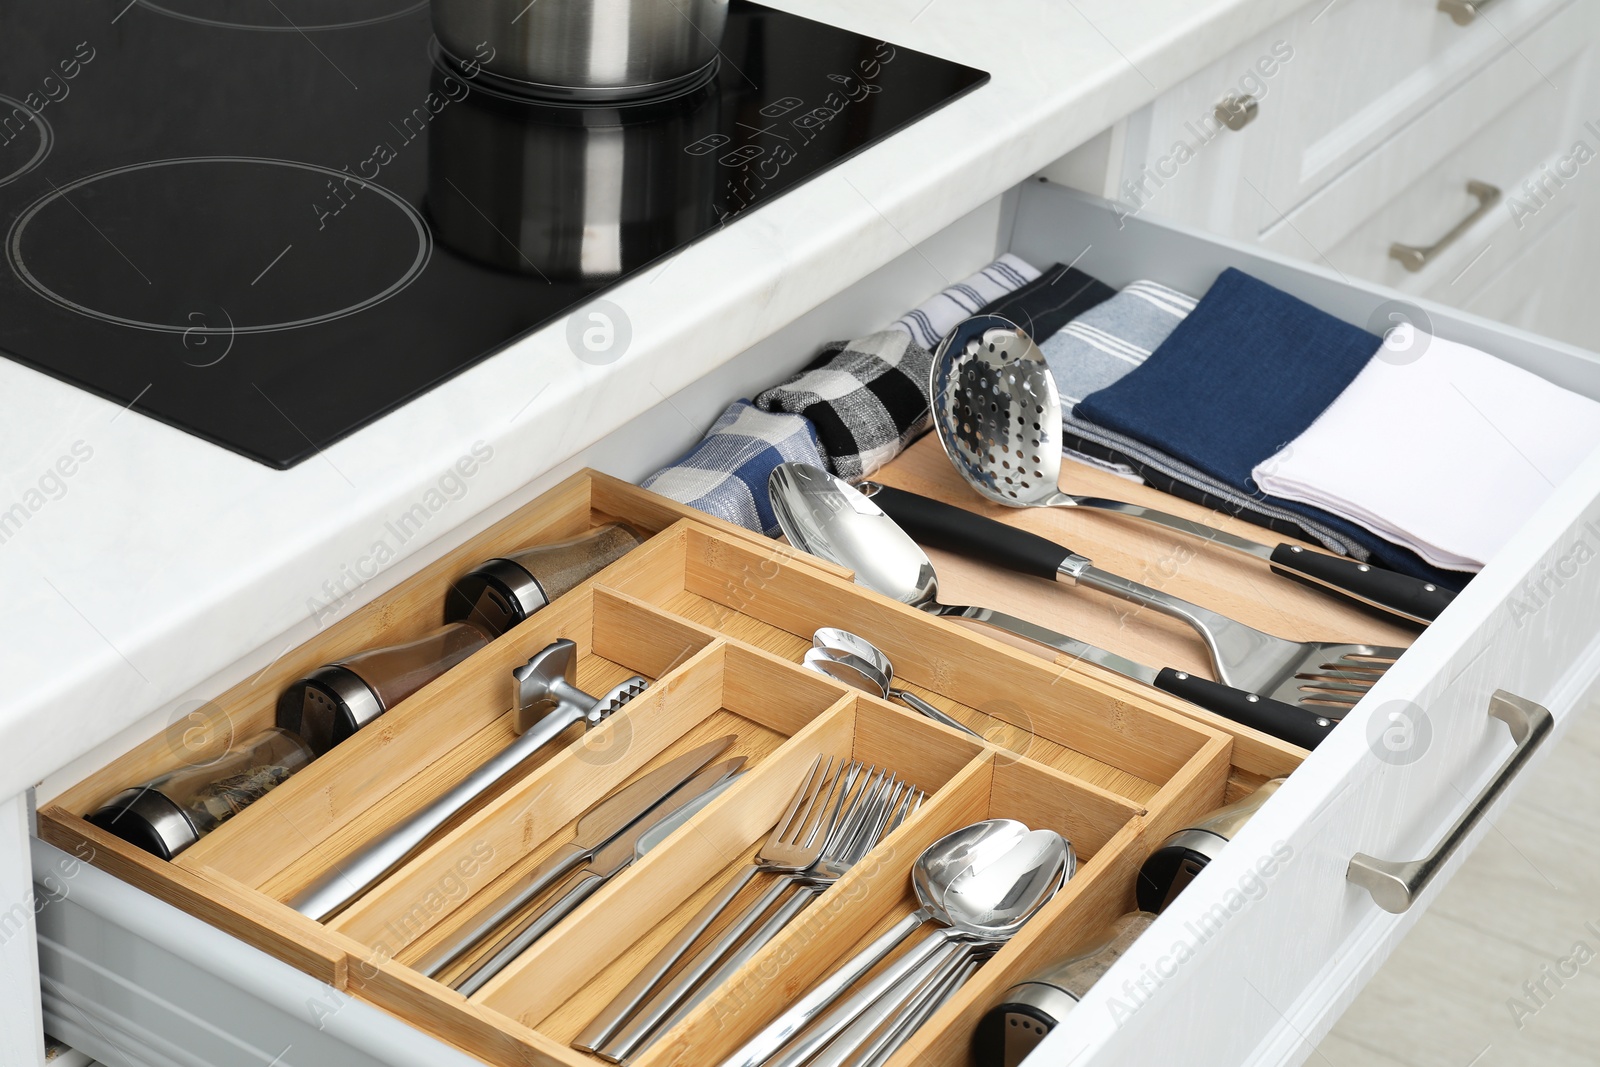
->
[1006,182,1600,1066]
[1261,0,1569,210]
[1260,0,1595,295]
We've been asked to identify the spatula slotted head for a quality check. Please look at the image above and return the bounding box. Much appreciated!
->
[929,315,1064,507]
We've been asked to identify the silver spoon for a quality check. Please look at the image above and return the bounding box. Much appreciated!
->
[718,822,1069,1067]
[927,315,1453,626]
[768,462,1336,750]
[802,644,981,740]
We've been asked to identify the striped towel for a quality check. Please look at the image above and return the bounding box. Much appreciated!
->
[890,254,1040,351]
[640,402,827,535]
[1043,280,1372,558]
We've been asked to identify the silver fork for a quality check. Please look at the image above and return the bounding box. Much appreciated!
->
[573,755,852,1055]
[622,773,919,1061]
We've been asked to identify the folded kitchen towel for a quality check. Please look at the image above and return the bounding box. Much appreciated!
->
[890,254,1041,351]
[1076,268,1385,489]
[1044,279,1197,407]
[1038,278,1371,557]
[756,254,1039,480]
[640,401,826,535]
[1070,268,1469,588]
[975,263,1116,344]
[1252,328,1600,570]
[753,329,935,482]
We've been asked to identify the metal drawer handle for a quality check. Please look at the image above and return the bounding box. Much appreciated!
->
[1388,180,1501,272]
[1438,0,1497,26]
[1347,690,1553,914]
[1214,94,1259,132]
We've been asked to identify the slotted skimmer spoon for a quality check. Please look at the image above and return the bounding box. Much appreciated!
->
[928,315,1455,626]
[863,483,1404,715]
[769,462,1337,749]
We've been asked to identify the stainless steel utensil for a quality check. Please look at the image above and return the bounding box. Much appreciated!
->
[290,639,648,921]
[864,484,1405,714]
[597,767,921,1061]
[769,463,1338,750]
[928,315,1455,626]
[574,755,851,1056]
[452,755,746,996]
[801,639,980,739]
[823,939,996,1067]
[416,735,737,979]
[432,0,729,102]
[723,824,1069,1067]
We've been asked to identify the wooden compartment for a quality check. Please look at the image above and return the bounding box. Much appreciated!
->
[38,470,1304,1067]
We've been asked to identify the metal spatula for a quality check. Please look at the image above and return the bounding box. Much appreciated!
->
[927,315,1456,626]
[865,482,1404,714]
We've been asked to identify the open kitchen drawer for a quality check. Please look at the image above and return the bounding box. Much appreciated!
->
[34,469,1283,1067]
[32,179,1600,1067]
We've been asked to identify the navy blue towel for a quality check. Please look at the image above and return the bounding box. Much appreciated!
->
[1077,268,1382,490]
[1073,268,1468,590]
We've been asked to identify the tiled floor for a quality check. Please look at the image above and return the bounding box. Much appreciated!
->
[1321,691,1600,1067]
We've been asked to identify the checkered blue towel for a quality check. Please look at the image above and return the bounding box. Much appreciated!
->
[639,401,826,535]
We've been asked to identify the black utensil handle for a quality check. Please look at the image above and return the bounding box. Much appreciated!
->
[1154,668,1334,750]
[868,484,1073,581]
[1269,544,1456,624]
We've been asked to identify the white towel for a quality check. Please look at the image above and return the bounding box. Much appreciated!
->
[1251,328,1600,570]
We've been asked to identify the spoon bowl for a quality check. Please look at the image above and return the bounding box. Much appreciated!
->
[750,824,1072,1067]
[804,640,983,740]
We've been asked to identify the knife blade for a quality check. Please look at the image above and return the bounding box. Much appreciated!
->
[452,757,747,996]
[418,735,736,978]
[587,755,745,878]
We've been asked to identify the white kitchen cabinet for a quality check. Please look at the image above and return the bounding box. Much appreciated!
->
[35,177,1600,1067]
[1111,0,1600,349]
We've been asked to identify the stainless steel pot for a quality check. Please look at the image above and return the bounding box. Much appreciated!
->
[433,0,730,102]
[426,68,719,281]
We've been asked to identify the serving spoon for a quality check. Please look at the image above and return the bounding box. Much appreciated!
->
[720,823,1070,1067]
[769,462,1336,750]
[927,315,1454,626]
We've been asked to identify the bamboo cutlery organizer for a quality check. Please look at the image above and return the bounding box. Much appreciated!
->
[39,466,1359,1066]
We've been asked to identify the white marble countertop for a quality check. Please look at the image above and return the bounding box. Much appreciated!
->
[0,0,1307,800]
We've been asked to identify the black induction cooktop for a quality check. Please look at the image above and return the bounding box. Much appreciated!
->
[0,2,987,468]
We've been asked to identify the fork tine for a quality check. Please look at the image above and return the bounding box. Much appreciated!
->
[829,765,883,850]
[807,760,859,849]
[793,757,843,848]
[776,756,830,845]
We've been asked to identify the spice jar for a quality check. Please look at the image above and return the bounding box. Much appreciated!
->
[444,522,644,638]
[88,727,314,859]
[277,620,490,756]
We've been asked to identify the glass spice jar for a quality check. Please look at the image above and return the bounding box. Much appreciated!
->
[88,727,314,859]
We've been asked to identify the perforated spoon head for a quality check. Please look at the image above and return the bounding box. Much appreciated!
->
[929,315,1066,509]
